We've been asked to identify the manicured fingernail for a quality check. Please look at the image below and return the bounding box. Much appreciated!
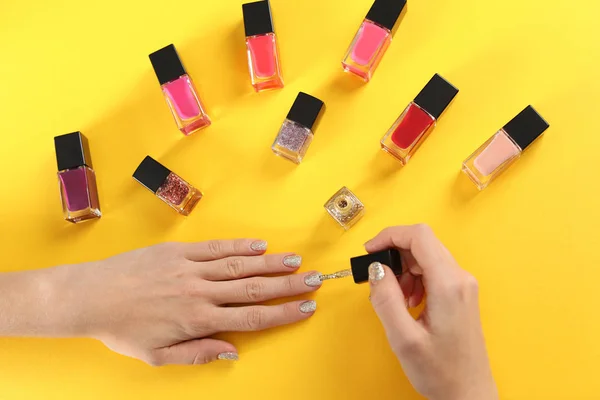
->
[217,352,239,361]
[368,262,385,282]
[250,240,267,252]
[299,300,317,313]
[304,273,323,287]
[283,255,302,268]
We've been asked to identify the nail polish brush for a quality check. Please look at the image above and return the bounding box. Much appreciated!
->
[320,249,403,284]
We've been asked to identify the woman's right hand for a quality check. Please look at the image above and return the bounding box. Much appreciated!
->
[365,225,498,400]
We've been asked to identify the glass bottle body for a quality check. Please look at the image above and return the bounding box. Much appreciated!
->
[462,129,522,190]
[162,74,211,135]
[58,166,101,223]
[156,172,203,216]
[324,187,365,230]
[380,102,436,165]
[342,19,392,82]
[246,33,284,92]
[271,119,314,164]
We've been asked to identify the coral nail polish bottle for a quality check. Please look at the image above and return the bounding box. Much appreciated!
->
[149,44,211,136]
[271,92,325,164]
[243,0,284,92]
[462,106,549,190]
[342,0,407,82]
[381,74,459,165]
[133,156,203,216]
[54,132,101,223]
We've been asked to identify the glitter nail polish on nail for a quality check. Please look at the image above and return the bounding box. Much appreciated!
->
[217,352,239,361]
[299,300,317,313]
[283,255,302,268]
[272,92,325,164]
[368,262,385,282]
[250,240,268,252]
[133,156,202,216]
[304,273,323,287]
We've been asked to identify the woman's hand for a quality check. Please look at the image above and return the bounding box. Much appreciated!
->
[365,225,498,400]
[26,239,322,366]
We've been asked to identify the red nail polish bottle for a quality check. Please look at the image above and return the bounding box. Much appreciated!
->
[133,156,203,216]
[381,74,459,165]
[342,0,407,82]
[149,44,211,136]
[243,1,284,92]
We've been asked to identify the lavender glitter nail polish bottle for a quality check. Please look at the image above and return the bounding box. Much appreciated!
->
[272,92,325,164]
[133,156,202,216]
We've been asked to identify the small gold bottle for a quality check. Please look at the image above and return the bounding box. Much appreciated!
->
[324,187,365,230]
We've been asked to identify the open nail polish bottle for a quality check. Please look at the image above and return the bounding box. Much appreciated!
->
[342,0,407,82]
[319,249,403,284]
[462,106,549,190]
[149,44,211,136]
[381,74,459,165]
[243,0,284,92]
[271,92,325,164]
[55,132,101,223]
[133,156,203,216]
[324,187,365,230]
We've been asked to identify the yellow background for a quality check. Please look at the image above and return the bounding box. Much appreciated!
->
[0,0,598,398]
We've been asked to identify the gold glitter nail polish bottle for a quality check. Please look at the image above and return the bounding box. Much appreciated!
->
[324,187,365,230]
[133,156,202,216]
[271,92,325,164]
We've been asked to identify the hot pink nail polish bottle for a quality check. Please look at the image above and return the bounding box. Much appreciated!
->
[149,44,211,135]
[342,0,407,82]
[243,1,284,92]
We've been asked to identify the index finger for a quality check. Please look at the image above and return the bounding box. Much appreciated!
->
[364,225,456,285]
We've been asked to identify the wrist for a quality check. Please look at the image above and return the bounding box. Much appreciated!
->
[0,265,94,338]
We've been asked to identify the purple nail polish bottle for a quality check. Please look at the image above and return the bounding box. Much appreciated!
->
[54,132,101,223]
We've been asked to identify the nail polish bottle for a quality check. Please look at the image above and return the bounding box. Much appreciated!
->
[342,0,407,82]
[462,106,549,190]
[324,187,365,230]
[149,44,211,136]
[272,92,325,164]
[54,132,101,223]
[319,249,403,284]
[381,74,459,165]
[133,156,203,216]
[243,0,284,92]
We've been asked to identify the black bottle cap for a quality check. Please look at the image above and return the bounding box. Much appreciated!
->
[413,74,459,120]
[350,249,403,284]
[286,92,325,132]
[365,0,407,32]
[149,44,187,86]
[502,106,549,150]
[243,1,274,37]
[133,156,171,194]
[54,132,92,171]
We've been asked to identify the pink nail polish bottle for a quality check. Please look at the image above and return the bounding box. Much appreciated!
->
[149,44,211,136]
[462,106,549,190]
[54,132,101,223]
[342,0,407,82]
[243,1,284,92]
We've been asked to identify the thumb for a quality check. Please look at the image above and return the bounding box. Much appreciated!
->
[151,339,238,366]
[368,262,419,345]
